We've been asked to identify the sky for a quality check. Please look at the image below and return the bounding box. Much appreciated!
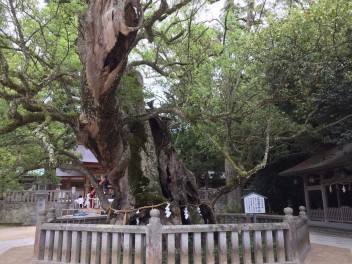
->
[202,0,225,21]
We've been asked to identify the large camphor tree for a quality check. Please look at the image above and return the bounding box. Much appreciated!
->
[76,0,204,224]
[70,0,352,222]
[2,0,351,223]
[0,0,217,225]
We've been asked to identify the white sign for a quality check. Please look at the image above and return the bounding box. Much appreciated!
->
[243,193,266,214]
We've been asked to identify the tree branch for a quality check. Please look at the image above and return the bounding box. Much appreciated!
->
[0,112,77,135]
[57,150,111,210]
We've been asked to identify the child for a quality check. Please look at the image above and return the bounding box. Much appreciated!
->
[78,195,84,208]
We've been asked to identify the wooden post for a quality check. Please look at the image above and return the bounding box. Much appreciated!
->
[303,176,311,219]
[336,184,343,222]
[320,174,328,222]
[146,209,162,264]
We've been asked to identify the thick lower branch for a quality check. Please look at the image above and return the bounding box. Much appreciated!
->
[58,151,111,210]
[210,181,240,207]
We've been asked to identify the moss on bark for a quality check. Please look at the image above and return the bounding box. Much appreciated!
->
[128,120,165,207]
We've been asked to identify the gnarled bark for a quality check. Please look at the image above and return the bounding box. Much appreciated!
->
[77,0,201,224]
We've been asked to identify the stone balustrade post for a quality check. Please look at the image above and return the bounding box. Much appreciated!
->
[35,190,49,220]
[284,206,294,220]
[34,209,47,256]
[283,206,299,262]
[146,209,162,264]
[299,206,308,219]
[245,214,252,223]
[46,207,56,222]
[299,205,310,255]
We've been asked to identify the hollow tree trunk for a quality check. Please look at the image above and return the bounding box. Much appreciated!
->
[77,0,202,224]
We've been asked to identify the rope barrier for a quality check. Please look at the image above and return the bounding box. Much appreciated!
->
[106,200,213,224]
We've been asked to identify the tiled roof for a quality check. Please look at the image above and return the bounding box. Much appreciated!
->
[56,144,99,177]
[279,143,352,176]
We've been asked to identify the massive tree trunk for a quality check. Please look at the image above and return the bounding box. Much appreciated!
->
[77,0,202,224]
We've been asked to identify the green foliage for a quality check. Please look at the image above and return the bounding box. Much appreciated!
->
[0,0,83,189]
[150,0,352,200]
[257,0,352,131]
[173,126,224,181]
[119,71,153,115]
[1,0,351,207]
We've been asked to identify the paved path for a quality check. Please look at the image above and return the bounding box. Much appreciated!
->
[0,225,351,263]
[0,237,35,255]
[304,231,352,264]
[0,225,36,264]
[309,231,352,250]
[0,225,35,254]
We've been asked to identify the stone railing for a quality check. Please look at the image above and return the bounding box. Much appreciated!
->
[47,190,73,203]
[2,190,73,203]
[284,206,310,263]
[0,190,74,225]
[33,206,310,264]
[2,190,37,202]
[217,206,310,263]
[295,217,310,262]
[217,213,285,224]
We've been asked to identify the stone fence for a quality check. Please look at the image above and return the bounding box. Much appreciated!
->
[2,190,73,203]
[0,190,73,225]
[33,206,310,264]
[217,211,296,224]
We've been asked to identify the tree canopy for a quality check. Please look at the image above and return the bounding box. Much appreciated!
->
[0,0,351,219]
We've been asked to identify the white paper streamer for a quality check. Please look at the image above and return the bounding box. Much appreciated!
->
[184,207,189,220]
[165,202,171,218]
[197,206,202,216]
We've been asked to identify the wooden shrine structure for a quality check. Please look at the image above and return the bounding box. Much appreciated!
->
[279,143,352,225]
[56,144,107,197]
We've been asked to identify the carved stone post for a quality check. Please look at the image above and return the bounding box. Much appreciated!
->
[71,186,77,209]
[146,209,162,264]
[284,207,299,262]
[284,207,294,220]
[299,205,311,257]
[34,209,47,256]
[46,207,56,222]
[35,190,49,219]
[299,206,308,219]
